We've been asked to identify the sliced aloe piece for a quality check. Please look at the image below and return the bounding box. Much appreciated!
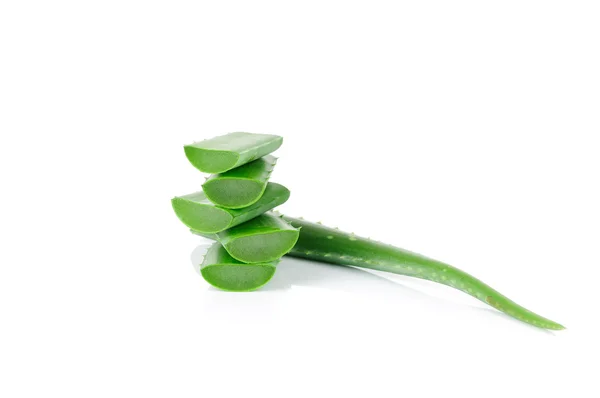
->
[193,213,299,263]
[184,132,282,174]
[202,155,277,209]
[200,242,278,291]
[171,182,290,233]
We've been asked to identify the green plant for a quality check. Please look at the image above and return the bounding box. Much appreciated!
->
[202,155,277,209]
[281,214,565,330]
[184,132,282,173]
[171,182,290,233]
[200,242,278,291]
[173,132,564,330]
[192,213,300,263]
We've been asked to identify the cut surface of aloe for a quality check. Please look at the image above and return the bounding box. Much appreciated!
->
[171,182,290,233]
[190,213,299,263]
[202,155,277,209]
[200,242,278,291]
[184,132,282,174]
[217,213,299,263]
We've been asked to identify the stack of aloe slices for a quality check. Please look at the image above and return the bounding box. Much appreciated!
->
[172,132,565,330]
[172,132,300,291]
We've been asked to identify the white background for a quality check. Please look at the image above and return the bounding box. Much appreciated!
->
[1,1,599,397]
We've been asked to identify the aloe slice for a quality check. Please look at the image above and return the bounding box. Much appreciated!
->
[184,132,282,174]
[171,182,290,233]
[200,242,278,291]
[202,155,277,209]
[193,213,299,263]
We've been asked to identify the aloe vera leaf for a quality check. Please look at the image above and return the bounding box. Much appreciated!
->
[200,242,278,291]
[171,182,290,233]
[193,213,299,263]
[279,215,564,330]
[202,155,277,209]
[184,132,283,174]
